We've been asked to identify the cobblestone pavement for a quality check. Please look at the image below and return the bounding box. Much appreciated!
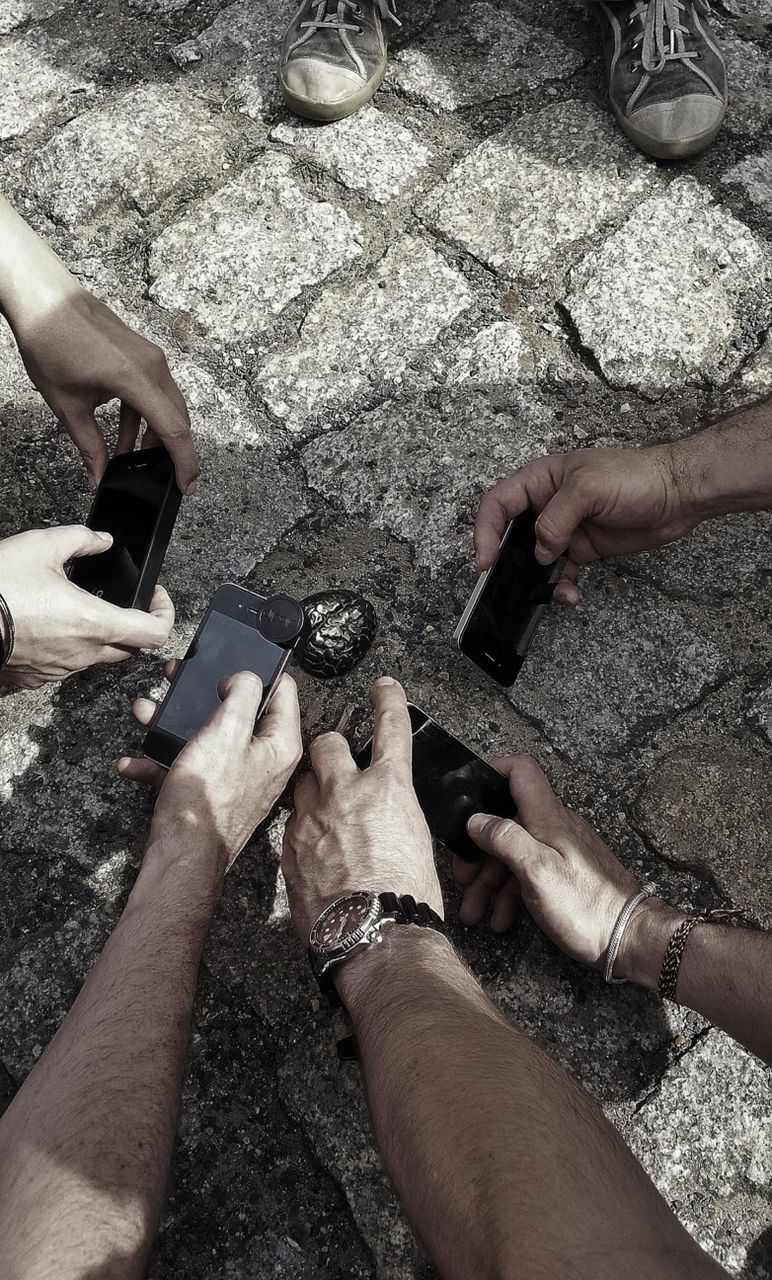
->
[1,0,771,1276]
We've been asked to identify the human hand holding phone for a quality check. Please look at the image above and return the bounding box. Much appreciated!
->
[474,447,696,605]
[119,668,302,874]
[459,756,642,968]
[282,678,443,945]
[0,526,174,688]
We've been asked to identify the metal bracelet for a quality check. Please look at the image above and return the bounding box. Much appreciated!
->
[0,591,15,671]
[603,884,657,985]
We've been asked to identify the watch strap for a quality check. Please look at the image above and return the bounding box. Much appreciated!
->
[378,892,444,931]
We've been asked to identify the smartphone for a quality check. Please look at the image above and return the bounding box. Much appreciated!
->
[355,703,515,862]
[453,510,567,687]
[143,583,305,768]
[68,446,181,610]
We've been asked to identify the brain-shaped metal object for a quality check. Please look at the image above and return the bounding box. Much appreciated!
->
[298,590,378,678]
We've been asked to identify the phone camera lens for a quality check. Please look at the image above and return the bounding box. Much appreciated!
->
[256,594,305,646]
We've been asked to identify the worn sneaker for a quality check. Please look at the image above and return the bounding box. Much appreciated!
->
[279,0,400,122]
[592,1,727,159]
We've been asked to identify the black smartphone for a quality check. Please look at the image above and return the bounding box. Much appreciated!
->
[355,702,515,862]
[453,510,566,686]
[68,446,181,610]
[143,583,305,768]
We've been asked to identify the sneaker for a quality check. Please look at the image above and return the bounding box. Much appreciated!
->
[592,1,727,159]
[279,0,400,123]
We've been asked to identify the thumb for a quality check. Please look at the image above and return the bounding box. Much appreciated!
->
[467,812,537,871]
[46,524,113,566]
[534,479,591,565]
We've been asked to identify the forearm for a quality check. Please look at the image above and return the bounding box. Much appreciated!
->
[670,402,772,520]
[618,900,772,1066]
[0,836,223,1280]
[0,196,78,330]
[338,930,711,1280]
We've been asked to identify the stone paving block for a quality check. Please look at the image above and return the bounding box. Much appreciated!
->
[148,153,364,340]
[621,510,772,604]
[163,364,312,611]
[565,177,772,398]
[747,678,772,745]
[633,741,772,925]
[257,236,471,431]
[0,0,67,35]
[419,99,654,285]
[128,0,191,13]
[30,84,239,227]
[510,577,729,763]
[721,30,772,137]
[722,145,772,215]
[629,1030,772,1278]
[0,30,92,140]
[388,0,585,110]
[446,317,591,389]
[301,389,558,566]
[270,106,433,204]
[170,0,286,120]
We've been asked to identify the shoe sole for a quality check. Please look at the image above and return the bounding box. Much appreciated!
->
[611,99,727,160]
[279,63,386,122]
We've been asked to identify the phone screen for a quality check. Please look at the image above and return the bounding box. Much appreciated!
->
[154,608,287,746]
[458,510,564,686]
[356,705,515,862]
[70,448,176,607]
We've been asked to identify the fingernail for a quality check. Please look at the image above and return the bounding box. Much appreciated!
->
[96,531,113,545]
[375,676,395,687]
[467,813,492,833]
[534,543,553,565]
[185,480,198,497]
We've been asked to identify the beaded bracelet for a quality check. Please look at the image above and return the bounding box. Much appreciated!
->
[0,591,15,671]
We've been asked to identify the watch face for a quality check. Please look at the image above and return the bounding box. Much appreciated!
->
[310,892,378,956]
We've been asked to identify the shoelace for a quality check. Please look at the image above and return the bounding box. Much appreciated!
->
[301,0,401,35]
[628,0,709,73]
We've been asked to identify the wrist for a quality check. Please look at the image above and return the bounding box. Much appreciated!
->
[335,925,456,1020]
[613,897,683,990]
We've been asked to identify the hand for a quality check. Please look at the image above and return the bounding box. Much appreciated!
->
[0,526,175,688]
[474,445,697,604]
[11,287,198,492]
[282,677,442,946]
[118,669,303,873]
[460,756,641,970]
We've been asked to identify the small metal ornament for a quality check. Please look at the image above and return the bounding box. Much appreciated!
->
[298,590,378,679]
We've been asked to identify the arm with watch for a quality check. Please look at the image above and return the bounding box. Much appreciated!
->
[282,678,730,1280]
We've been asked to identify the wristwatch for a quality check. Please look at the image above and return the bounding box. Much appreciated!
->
[308,890,444,1005]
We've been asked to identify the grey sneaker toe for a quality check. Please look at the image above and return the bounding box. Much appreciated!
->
[625,92,727,159]
[282,57,365,114]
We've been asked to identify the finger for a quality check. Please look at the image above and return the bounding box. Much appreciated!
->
[490,877,522,933]
[96,595,175,650]
[131,696,159,727]
[534,477,596,565]
[164,657,181,681]
[147,584,175,635]
[289,769,321,828]
[116,755,165,788]
[255,674,302,760]
[130,382,199,495]
[474,484,524,571]
[465,812,541,874]
[309,730,356,789]
[453,853,482,888]
[458,858,511,926]
[117,402,142,455]
[64,412,110,489]
[50,524,113,565]
[209,670,264,745]
[370,677,412,775]
[553,559,581,607]
[487,755,564,830]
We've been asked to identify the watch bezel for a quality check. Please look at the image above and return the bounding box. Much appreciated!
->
[309,891,384,961]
